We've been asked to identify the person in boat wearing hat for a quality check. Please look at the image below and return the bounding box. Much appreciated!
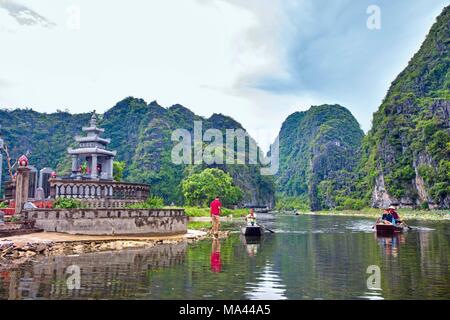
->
[246,208,257,226]
[388,205,401,224]
[381,209,395,224]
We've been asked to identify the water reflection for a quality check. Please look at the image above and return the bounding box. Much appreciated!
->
[210,239,222,273]
[241,236,261,257]
[0,243,186,300]
[359,288,384,300]
[245,263,287,300]
[0,215,448,300]
[376,233,406,257]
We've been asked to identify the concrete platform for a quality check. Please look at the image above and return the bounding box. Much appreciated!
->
[0,229,206,246]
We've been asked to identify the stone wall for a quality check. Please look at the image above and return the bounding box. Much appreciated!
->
[22,208,187,236]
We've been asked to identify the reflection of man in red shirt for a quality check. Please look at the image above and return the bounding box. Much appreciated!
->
[210,239,222,273]
[210,196,221,237]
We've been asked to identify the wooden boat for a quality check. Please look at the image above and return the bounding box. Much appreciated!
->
[375,223,405,235]
[241,225,263,237]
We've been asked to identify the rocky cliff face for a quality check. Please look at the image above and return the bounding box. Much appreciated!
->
[276,104,364,210]
[0,97,275,206]
[361,6,449,209]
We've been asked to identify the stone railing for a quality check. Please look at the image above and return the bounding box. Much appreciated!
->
[50,179,150,208]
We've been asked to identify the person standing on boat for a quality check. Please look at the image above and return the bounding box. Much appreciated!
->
[210,196,222,238]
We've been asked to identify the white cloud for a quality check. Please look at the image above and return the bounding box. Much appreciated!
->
[0,0,448,152]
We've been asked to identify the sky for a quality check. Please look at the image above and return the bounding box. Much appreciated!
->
[0,0,448,151]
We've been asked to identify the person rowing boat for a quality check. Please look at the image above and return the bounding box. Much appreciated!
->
[246,208,257,226]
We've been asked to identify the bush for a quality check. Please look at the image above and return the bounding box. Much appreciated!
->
[127,196,165,209]
[53,198,83,209]
[181,168,243,207]
[420,201,430,210]
[113,161,126,182]
[275,196,309,211]
[335,197,366,210]
[429,182,448,202]
[0,202,8,209]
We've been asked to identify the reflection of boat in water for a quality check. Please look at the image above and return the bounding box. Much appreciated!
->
[240,235,261,257]
[376,232,406,257]
[241,235,262,245]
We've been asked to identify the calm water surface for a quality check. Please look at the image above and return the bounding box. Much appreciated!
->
[0,214,449,300]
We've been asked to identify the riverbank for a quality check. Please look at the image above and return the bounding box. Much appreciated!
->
[0,229,213,266]
[279,208,449,221]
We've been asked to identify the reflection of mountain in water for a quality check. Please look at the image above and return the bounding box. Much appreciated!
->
[1,243,186,300]
[244,263,287,300]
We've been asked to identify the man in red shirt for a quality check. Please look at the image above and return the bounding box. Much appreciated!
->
[210,196,222,237]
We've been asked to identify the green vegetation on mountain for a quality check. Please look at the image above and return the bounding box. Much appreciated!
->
[276,104,364,211]
[0,98,274,206]
[357,5,449,208]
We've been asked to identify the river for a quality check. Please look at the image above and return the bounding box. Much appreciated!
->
[0,214,448,300]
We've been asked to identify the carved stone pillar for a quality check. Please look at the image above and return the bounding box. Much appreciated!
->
[109,157,114,180]
[71,155,78,174]
[15,167,30,215]
[91,155,98,179]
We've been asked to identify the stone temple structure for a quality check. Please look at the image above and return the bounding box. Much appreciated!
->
[1,112,187,236]
[69,112,116,180]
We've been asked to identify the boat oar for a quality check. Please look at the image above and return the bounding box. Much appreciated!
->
[260,224,275,233]
[401,221,413,230]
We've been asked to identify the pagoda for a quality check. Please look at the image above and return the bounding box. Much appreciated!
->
[68,112,116,180]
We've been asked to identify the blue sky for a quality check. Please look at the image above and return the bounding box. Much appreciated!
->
[0,0,448,150]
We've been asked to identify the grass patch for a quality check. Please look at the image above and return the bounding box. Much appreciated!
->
[183,207,248,218]
[297,208,449,221]
[187,221,211,230]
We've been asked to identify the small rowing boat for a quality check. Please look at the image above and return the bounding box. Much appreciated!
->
[241,225,263,237]
[375,223,405,235]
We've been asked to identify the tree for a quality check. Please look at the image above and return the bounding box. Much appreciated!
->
[113,161,126,182]
[181,168,243,207]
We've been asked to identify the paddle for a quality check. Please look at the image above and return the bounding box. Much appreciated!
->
[401,221,413,230]
[372,217,381,229]
[260,224,275,233]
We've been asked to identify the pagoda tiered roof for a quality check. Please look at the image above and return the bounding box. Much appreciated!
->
[68,112,116,157]
[75,135,111,145]
[68,147,117,156]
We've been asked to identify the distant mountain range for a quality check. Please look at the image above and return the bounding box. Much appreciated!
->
[275,104,364,210]
[358,5,449,209]
[0,97,275,206]
[1,6,448,209]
